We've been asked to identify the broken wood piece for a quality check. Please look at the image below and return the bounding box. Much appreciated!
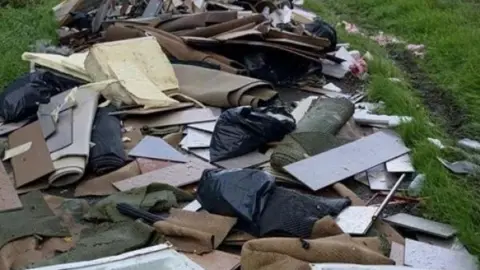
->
[9,122,55,188]
[114,156,216,191]
[404,238,477,270]
[128,136,187,163]
[0,161,22,212]
[384,213,456,239]
[284,131,410,191]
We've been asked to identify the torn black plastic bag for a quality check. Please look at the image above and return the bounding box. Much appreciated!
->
[88,105,128,175]
[305,18,337,52]
[197,169,276,226]
[209,106,295,162]
[196,169,351,237]
[0,71,82,122]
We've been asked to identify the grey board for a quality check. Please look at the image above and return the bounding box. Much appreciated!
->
[334,206,377,235]
[46,109,73,153]
[284,131,410,191]
[384,213,456,239]
[386,154,414,173]
[367,164,398,191]
[0,119,29,136]
[187,121,216,133]
[129,136,187,163]
[180,128,212,149]
[404,238,478,270]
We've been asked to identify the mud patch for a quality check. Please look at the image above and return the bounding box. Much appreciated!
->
[387,46,468,137]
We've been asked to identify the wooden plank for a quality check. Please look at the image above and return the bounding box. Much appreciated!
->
[9,122,55,188]
[114,157,216,191]
[284,131,410,191]
[0,161,22,212]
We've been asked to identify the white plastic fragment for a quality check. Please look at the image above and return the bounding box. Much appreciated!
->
[322,83,342,93]
[458,138,480,152]
[427,138,445,149]
[353,110,412,127]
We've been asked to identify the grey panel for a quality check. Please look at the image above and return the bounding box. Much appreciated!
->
[284,131,410,191]
[129,135,187,163]
[180,128,212,149]
[187,121,216,133]
[334,206,377,235]
[386,154,414,173]
[46,109,73,153]
[416,234,468,253]
[384,213,456,238]
[404,239,478,270]
[367,164,398,191]
[389,242,404,266]
[0,119,29,136]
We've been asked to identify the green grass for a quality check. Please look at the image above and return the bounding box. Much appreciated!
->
[315,0,480,140]
[306,0,480,256]
[0,0,58,89]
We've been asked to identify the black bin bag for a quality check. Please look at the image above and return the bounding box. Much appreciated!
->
[197,169,276,225]
[0,71,82,122]
[305,18,337,52]
[209,106,295,162]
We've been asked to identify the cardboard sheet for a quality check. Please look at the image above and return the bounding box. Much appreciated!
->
[284,131,410,191]
[9,122,55,188]
[85,37,179,108]
[0,161,22,212]
[114,157,216,191]
[129,107,220,128]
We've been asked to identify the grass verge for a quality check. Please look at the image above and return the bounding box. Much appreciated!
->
[315,0,480,140]
[306,0,480,256]
[0,0,58,89]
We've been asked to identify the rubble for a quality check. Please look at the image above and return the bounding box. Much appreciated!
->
[0,0,475,269]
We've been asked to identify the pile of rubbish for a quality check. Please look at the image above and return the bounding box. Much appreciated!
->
[0,0,477,269]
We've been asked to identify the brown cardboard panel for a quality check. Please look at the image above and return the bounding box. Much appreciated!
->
[0,161,22,212]
[126,108,219,128]
[9,122,54,188]
[185,250,240,270]
[114,156,216,191]
[136,157,174,174]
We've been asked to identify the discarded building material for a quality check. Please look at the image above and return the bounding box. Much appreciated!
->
[415,234,468,253]
[114,157,216,191]
[427,138,445,149]
[136,157,174,174]
[458,138,480,152]
[108,102,193,116]
[389,242,405,265]
[0,161,22,212]
[404,238,478,270]
[354,110,413,128]
[29,244,204,270]
[384,213,456,239]
[185,250,240,270]
[0,119,29,136]
[46,109,73,153]
[367,164,398,191]
[180,128,212,149]
[437,157,480,175]
[284,131,410,191]
[130,107,219,128]
[385,154,414,173]
[186,147,269,169]
[182,200,202,212]
[9,121,55,188]
[187,121,216,133]
[372,173,407,221]
[334,206,377,235]
[129,135,187,162]
[291,96,318,122]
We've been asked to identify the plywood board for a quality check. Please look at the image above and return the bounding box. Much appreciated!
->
[384,213,456,238]
[0,161,22,212]
[129,136,187,162]
[114,157,216,191]
[404,238,477,270]
[9,122,55,188]
[284,131,410,191]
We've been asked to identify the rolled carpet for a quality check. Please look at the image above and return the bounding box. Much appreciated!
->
[270,98,354,171]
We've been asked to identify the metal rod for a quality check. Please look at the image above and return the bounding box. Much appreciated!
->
[372,173,406,220]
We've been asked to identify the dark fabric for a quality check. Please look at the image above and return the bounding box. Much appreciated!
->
[257,187,350,237]
[27,221,154,269]
[88,105,127,175]
[0,191,70,249]
[85,183,194,222]
[0,71,82,122]
[305,18,337,52]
